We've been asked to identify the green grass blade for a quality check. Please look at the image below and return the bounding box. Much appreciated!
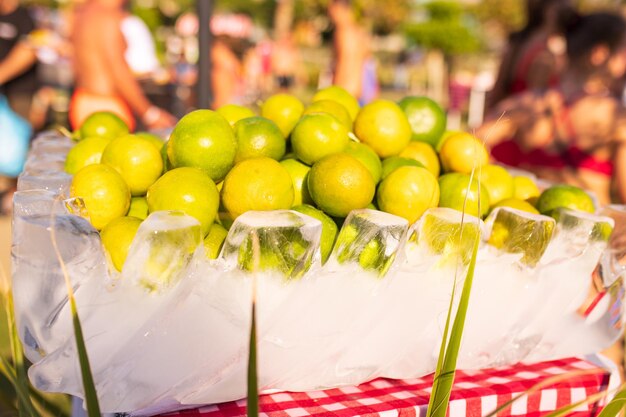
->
[427,234,480,417]
[48,210,101,417]
[247,302,259,417]
[29,389,71,417]
[597,386,626,417]
[247,231,260,417]
[68,295,100,417]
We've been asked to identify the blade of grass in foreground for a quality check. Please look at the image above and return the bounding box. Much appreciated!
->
[247,231,260,417]
[426,234,479,417]
[1,264,37,417]
[597,386,626,417]
[49,211,101,417]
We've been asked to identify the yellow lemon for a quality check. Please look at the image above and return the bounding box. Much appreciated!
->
[353,99,412,158]
[101,216,142,271]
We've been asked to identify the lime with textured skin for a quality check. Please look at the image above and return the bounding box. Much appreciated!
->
[292,204,338,263]
[78,111,129,140]
[216,104,256,126]
[101,134,164,196]
[221,157,294,219]
[204,223,229,259]
[354,99,412,158]
[167,109,237,182]
[280,158,313,206]
[381,156,423,180]
[492,198,540,214]
[377,166,440,223]
[233,116,286,163]
[101,216,142,271]
[536,185,595,216]
[478,165,514,206]
[313,86,360,121]
[70,164,131,230]
[64,136,111,174]
[398,96,447,147]
[303,99,353,130]
[307,153,375,218]
[261,93,304,137]
[147,167,220,236]
[291,113,350,165]
[438,172,491,218]
[344,141,382,184]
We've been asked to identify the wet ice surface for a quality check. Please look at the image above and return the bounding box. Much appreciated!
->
[10,133,626,415]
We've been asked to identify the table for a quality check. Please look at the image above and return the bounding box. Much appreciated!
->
[160,357,612,417]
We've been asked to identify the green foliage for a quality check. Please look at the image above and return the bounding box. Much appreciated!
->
[405,1,481,55]
[469,0,525,34]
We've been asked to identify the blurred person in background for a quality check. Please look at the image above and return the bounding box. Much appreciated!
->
[478,12,626,207]
[211,35,246,109]
[70,0,175,131]
[328,0,378,104]
[271,33,303,92]
[486,0,575,110]
[0,0,38,215]
[0,0,39,122]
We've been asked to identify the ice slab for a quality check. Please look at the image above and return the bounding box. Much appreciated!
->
[221,210,322,279]
[329,209,408,277]
[17,170,72,196]
[121,211,203,292]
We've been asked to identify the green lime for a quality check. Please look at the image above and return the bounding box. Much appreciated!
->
[536,185,595,216]
[64,136,111,174]
[377,166,439,223]
[381,156,423,180]
[280,158,313,206]
[101,216,142,271]
[292,204,338,264]
[147,167,220,236]
[216,104,256,127]
[398,96,447,147]
[204,222,229,259]
[478,165,514,206]
[438,172,491,218]
[308,153,375,218]
[291,113,350,165]
[303,99,352,131]
[344,141,382,183]
[234,116,286,162]
[128,196,149,219]
[78,111,129,140]
[261,93,304,137]
[353,99,412,158]
[313,86,360,121]
[168,109,237,182]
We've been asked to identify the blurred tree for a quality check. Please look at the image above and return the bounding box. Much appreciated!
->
[470,0,525,35]
[404,1,480,105]
[295,0,412,35]
[404,1,480,55]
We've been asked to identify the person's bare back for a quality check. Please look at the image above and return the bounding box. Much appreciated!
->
[72,3,124,96]
[70,0,174,130]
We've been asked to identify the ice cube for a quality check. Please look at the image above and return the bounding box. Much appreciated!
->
[12,189,66,217]
[408,207,483,269]
[598,205,626,288]
[329,209,408,278]
[485,207,555,267]
[121,211,203,292]
[30,131,74,154]
[11,211,106,362]
[17,170,72,196]
[221,210,322,279]
[23,152,67,174]
[544,208,613,262]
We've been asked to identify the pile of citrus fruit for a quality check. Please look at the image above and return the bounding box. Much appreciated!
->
[66,86,596,271]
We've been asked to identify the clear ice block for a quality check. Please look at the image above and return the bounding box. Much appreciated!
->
[17,170,72,196]
[12,207,106,362]
[121,211,203,292]
[485,207,555,267]
[598,205,626,288]
[329,209,408,278]
[409,207,483,269]
[221,210,322,279]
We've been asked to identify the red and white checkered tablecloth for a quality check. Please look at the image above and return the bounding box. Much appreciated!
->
[160,357,612,417]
